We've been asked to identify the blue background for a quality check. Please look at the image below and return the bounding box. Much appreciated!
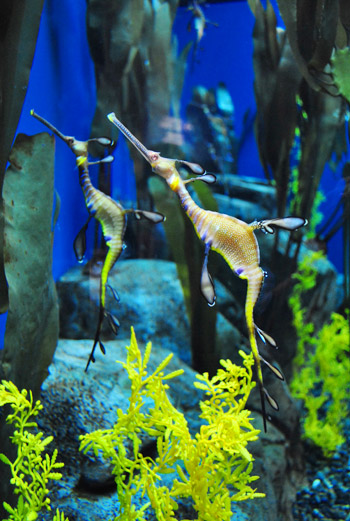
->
[0,0,345,347]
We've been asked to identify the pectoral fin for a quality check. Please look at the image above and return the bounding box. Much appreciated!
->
[73,216,92,262]
[200,244,216,306]
[134,209,165,223]
[177,159,205,175]
[259,217,308,234]
[184,173,216,185]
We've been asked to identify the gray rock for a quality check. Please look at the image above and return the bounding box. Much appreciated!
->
[57,259,192,363]
[38,335,303,521]
[214,174,277,218]
[56,256,303,436]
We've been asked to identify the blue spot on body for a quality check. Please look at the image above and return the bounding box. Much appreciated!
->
[236,268,244,276]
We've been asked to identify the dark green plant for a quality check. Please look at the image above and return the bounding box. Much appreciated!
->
[0,0,45,313]
[289,252,350,456]
[249,0,347,268]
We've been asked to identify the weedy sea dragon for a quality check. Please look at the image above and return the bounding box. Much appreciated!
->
[31,110,165,371]
[107,112,307,430]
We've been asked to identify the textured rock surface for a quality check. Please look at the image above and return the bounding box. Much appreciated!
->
[213,174,277,221]
[57,259,193,363]
[38,336,303,521]
[57,249,340,436]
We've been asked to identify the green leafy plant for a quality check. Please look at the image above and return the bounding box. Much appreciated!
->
[80,327,263,521]
[0,380,66,521]
[289,252,350,456]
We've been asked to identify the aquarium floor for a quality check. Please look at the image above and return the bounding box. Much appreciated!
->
[292,419,350,521]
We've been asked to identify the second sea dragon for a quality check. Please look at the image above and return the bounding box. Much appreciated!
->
[107,112,307,431]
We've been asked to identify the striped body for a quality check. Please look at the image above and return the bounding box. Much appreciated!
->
[171,173,266,403]
[78,156,126,309]
[106,112,305,429]
[32,111,164,371]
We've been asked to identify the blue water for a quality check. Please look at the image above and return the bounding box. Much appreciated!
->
[1,0,345,346]
[19,0,346,277]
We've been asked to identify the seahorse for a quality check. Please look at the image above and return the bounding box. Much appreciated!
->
[107,112,307,430]
[31,110,164,371]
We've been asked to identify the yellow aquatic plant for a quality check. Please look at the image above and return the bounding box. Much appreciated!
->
[289,252,350,456]
[0,328,262,520]
[79,327,263,520]
[0,380,66,521]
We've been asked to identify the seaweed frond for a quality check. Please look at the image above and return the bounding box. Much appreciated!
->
[289,253,350,456]
[0,380,65,521]
[79,328,262,521]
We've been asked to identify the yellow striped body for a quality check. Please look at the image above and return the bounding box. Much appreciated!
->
[93,193,126,308]
[164,167,267,419]
[77,158,126,309]
[105,112,299,427]
[174,176,264,302]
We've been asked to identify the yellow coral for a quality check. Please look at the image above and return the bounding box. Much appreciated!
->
[79,328,263,521]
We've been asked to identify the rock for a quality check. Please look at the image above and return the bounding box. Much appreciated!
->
[37,335,303,521]
[57,259,192,363]
[213,174,277,217]
[56,256,305,434]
